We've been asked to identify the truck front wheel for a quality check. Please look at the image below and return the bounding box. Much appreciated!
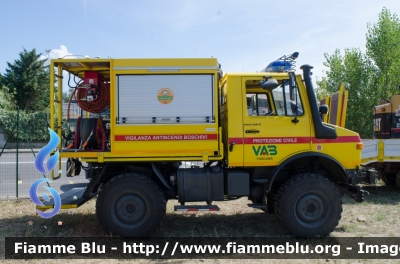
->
[96,173,166,237]
[274,173,342,237]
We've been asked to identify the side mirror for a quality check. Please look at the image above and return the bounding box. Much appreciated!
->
[289,72,297,101]
[319,105,329,115]
[260,79,279,90]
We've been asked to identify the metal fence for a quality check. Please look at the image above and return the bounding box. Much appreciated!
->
[0,110,211,199]
[0,110,87,199]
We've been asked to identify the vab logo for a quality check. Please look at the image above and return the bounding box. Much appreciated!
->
[157,88,174,104]
[252,145,277,156]
[29,128,61,218]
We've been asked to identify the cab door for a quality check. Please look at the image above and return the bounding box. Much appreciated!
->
[242,77,311,166]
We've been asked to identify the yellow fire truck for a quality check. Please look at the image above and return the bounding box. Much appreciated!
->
[39,52,368,237]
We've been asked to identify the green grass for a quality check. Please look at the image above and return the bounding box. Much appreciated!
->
[1,180,400,263]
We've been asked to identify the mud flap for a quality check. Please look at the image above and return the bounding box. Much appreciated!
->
[335,184,369,203]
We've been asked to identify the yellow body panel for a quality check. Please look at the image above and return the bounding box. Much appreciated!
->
[112,125,219,159]
[37,204,78,211]
[241,75,311,167]
[311,128,362,169]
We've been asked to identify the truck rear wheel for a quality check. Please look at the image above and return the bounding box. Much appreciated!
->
[274,173,342,237]
[381,170,396,186]
[96,173,166,237]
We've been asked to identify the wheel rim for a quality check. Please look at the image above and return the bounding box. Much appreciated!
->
[110,191,150,229]
[294,192,328,228]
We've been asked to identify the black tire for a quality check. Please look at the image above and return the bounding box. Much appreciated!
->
[274,173,342,237]
[380,170,396,186]
[96,173,166,237]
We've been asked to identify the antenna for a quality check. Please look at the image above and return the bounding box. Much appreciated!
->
[45,49,51,69]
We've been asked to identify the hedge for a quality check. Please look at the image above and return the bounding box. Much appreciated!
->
[0,109,68,142]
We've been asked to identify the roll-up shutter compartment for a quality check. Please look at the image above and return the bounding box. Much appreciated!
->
[117,74,214,124]
[113,74,219,158]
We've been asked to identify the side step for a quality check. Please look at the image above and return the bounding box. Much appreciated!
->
[247,203,267,209]
[36,187,96,211]
[174,205,220,212]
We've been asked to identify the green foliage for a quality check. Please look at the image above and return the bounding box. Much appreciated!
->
[0,109,49,142]
[320,49,379,138]
[0,48,50,112]
[63,90,73,103]
[0,109,70,143]
[318,7,400,138]
[0,73,15,110]
[315,76,329,100]
[0,89,15,110]
[366,7,400,99]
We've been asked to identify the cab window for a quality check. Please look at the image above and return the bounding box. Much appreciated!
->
[246,93,271,116]
[271,80,303,116]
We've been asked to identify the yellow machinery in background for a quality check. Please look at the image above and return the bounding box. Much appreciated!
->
[319,83,348,128]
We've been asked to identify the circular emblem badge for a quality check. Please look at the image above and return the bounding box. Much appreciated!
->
[316,144,322,151]
[157,88,174,104]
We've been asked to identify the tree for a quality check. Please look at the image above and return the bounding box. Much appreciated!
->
[318,7,400,138]
[316,49,346,98]
[320,49,379,138]
[0,89,15,110]
[63,90,73,103]
[0,73,15,110]
[366,7,400,99]
[315,76,329,100]
[0,48,50,112]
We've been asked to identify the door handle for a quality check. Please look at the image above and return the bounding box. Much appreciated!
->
[229,142,236,152]
[245,130,260,133]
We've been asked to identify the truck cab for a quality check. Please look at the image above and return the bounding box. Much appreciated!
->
[221,72,312,167]
[221,70,362,173]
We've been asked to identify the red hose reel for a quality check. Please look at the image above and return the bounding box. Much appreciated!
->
[74,71,110,113]
[66,71,110,150]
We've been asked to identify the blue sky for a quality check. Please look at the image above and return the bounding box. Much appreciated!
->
[1,0,400,83]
